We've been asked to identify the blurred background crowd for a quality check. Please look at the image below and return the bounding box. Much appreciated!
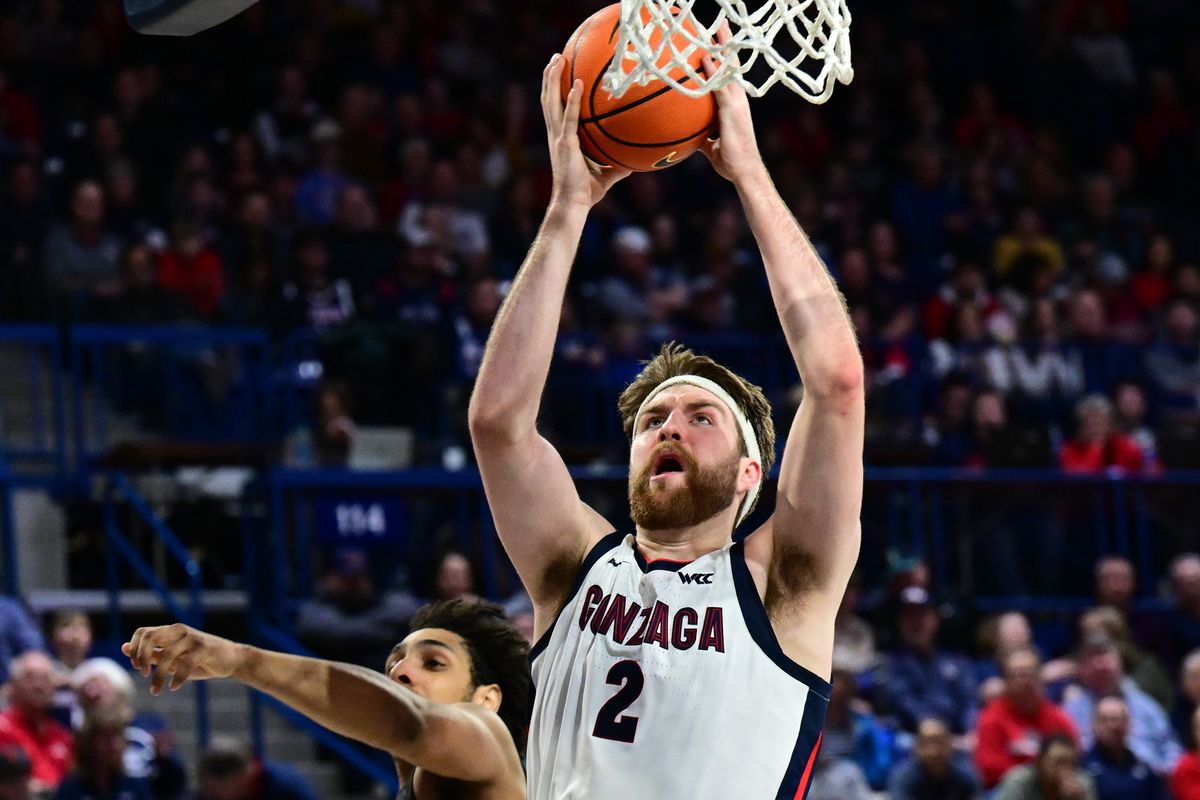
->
[2,0,1200,797]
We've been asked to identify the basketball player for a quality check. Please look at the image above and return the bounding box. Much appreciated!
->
[123,600,527,799]
[467,35,864,799]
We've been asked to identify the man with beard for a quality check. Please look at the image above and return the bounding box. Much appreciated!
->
[468,37,863,799]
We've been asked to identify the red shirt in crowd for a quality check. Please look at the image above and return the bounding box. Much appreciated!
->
[0,706,73,788]
[158,247,226,318]
[1059,434,1145,474]
[1172,752,1200,800]
[976,696,1078,788]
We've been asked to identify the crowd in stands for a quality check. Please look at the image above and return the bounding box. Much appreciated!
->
[0,606,318,799]
[1,0,1198,467]
[798,552,1200,799]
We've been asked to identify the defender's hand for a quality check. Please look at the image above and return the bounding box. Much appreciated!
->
[542,53,631,210]
[123,624,247,694]
[699,22,766,184]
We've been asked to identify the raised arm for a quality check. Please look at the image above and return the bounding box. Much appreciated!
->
[124,625,510,782]
[468,54,628,612]
[701,33,863,672]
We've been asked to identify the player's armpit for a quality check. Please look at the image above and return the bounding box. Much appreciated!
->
[472,429,612,610]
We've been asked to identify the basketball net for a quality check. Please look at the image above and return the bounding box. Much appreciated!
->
[605,0,853,102]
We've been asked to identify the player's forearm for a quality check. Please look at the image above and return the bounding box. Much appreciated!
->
[469,202,589,437]
[734,167,863,399]
[233,646,429,756]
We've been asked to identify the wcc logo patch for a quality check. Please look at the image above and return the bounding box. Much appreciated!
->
[678,572,714,585]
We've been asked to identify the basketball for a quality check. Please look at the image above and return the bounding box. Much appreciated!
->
[560,4,717,172]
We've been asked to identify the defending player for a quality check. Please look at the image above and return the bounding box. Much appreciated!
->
[123,600,527,799]
[467,33,864,800]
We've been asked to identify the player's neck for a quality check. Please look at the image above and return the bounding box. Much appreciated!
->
[635,513,734,563]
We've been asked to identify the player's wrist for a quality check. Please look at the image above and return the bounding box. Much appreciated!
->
[545,196,592,224]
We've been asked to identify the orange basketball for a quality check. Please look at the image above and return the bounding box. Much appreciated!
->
[560,4,716,172]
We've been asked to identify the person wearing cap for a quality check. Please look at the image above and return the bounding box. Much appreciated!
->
[1082,694,1169,800]
[976,645,1079,788]
[880,586,979,737]
[596,224,688,337]
[1063,633,1182,775]
[468,53,865,798]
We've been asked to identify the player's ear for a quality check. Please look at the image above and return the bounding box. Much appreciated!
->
[738,457,762,494]
[471,683,502,713]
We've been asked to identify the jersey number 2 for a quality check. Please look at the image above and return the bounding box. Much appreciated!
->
[592,661,644,743]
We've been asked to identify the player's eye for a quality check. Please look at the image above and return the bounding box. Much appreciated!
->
[425,659,444,670]
[694,414,712,425]
[646,416,664,429]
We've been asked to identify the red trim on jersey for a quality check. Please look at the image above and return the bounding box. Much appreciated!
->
[793,732,822,800]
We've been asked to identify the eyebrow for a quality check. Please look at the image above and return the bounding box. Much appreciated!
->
[389,639,456,660]
[640,400,725,422]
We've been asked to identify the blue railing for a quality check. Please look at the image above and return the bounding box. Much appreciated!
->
[257,466,1200,624]
[102,471,209,744]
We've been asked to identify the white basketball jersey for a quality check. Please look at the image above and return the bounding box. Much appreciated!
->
[528,531,831,800]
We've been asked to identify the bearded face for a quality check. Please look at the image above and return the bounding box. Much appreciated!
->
[628,442,742,530]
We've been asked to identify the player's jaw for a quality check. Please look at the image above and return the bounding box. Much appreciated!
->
[629,443,741,531]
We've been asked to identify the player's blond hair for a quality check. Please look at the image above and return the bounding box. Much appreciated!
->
[618,343,776,516]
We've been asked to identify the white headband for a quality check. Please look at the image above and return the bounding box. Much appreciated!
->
[634,374,762,527]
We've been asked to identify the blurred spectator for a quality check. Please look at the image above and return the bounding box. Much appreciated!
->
[977,646,1079,788]
[54,705,151,800]
[294,120,353,226]
[987,298,1083,420]
[0,598,46,685]
[1166,557,1200,672]
[255,66,321,166]
[1078,606,1173,712]
[1059,394,1147,474]
[821,663,896,790]
[887,718,980,800]
[1130,234,1176,319]
[279,230,356,330]
[396,161,489,268]
[453,276,502,380]
[0,746,31,800]
[48,611,91,727]
[596,225,688,337]
[432,551,477,602]
[1082,695,1169,800]
[1144,301,1200,419]
[994,209,1066,283]
[294,547,419,670]
[41,180,123,320]
[194,738,317,800]
[1063,634,1181,774]
[0,160,50,319]
[1113,382,1162,470]
[71,659,185,799]
[880,586,977,735]
[1092,556,1169,659]
[833,573,878,676]
[1170,706,1200,800]
[157,221,226,319]
[326,184,393,309]
[0,652,72,793]
[805,750,873,800]
[110,244,185,323]
[994,734,1097,800]
[284,380,357,468]
[1173,651,1200,750]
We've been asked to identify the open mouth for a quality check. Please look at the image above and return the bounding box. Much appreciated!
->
[652,452,686,476]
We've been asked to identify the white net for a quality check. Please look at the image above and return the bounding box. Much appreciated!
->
[604,0,854,102]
